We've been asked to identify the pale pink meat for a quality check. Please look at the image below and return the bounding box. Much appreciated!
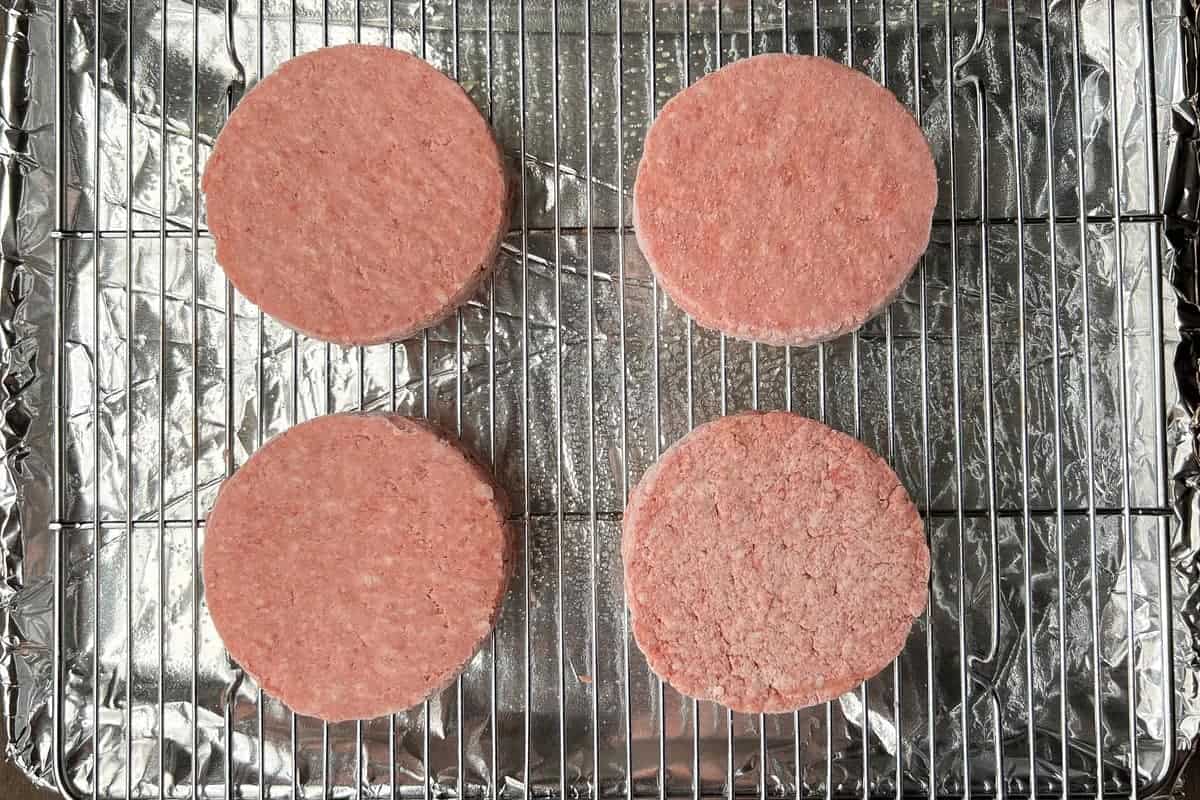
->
[202,45,508,346]
[203,414,511,722]
[622,411,929,714]
[633,54,938,347]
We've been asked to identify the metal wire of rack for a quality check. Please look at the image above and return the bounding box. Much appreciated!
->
[32,0,1188,798]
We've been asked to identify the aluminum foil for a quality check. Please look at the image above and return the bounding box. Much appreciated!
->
[1165,0,1200,778]
[3,0,1200,797]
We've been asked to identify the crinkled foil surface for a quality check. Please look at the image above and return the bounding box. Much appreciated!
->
[2,0,1200,797]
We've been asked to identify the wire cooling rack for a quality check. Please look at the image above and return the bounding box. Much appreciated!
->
[29,0,1191,797]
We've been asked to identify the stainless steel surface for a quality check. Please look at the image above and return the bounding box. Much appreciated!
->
[0,0,1196,798]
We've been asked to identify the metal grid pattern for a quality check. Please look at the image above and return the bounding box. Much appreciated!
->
[46,0,1183,798]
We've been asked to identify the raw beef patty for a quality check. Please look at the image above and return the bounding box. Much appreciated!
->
[633,54,938,346]
[203,413,511,722]
[622,411,929,714]
[203,44,508,345]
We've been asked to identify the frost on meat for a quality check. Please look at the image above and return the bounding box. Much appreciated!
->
[622,411,929,714]
[203,413,511,722]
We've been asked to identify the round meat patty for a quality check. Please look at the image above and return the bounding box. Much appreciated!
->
[203,45,508,345]
[203,413,511,722]
[622,411,929,714]
[633,54,938,347]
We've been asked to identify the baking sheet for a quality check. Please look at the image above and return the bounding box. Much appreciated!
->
[2,0,1200,797]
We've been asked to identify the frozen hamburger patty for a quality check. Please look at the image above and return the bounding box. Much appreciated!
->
[203,44,508,345]
[633,54,937,346]
[203,413,511,722]
[622,411,929,713]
